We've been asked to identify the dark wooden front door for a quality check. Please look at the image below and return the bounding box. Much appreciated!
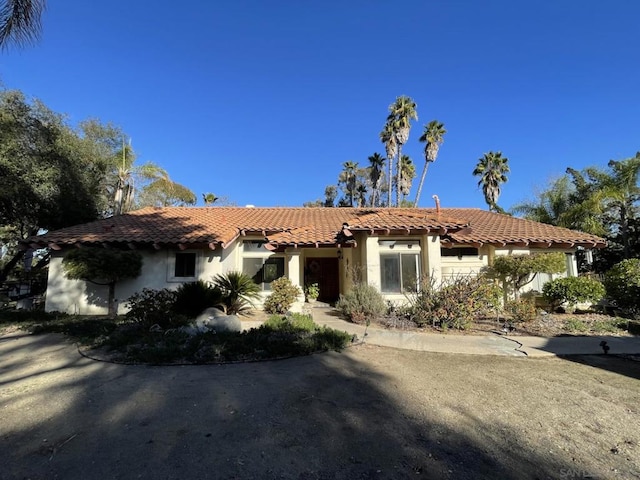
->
[305,257,340,303]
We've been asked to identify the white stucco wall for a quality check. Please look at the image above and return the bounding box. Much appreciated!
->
[440,246,489,280]
[44,238,582,315]
[46,249,223,315]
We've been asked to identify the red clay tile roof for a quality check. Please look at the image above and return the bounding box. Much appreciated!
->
[26,206,605,250]
[267,208,467,247]
[441,208,606,248]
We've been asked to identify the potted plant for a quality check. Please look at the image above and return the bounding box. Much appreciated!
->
[304,283,319,303]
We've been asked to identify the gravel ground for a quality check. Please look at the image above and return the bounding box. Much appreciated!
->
[377,312,635,338]
[1,332,639,480]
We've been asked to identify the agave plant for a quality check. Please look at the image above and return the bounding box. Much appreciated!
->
[212,271,262,315]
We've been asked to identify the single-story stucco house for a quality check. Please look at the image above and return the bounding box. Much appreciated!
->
[25,206,606,315]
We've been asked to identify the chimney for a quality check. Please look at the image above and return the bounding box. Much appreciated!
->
[432,195,440,214]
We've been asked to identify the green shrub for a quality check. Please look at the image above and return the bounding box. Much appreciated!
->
[542,276,605,310]
[104,312,351,363]
[125,288,189,330]
[213,271,262,314]
[505,298,537,323]
[304,283,319,301]
[406,275,500,330]
[591,319,624,334]
[263,277,301,314]
[564,317,588,332]
[336,282,386,323]
[265,312,315,330]
[604,259,640,316]
[484,252,566,299]
[173,280,224,318]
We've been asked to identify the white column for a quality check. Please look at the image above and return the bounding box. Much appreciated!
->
[423,234,442,286]
[364,235,380,289]
[341,248,354,293]
[285,249,305,311]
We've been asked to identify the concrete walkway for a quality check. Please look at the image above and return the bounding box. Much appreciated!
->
[308,306,640,358]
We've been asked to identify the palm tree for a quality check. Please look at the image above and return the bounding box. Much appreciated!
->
[356,184,368,207]
[341,161,358,207]
[472,151,510,212]
[324,185,337,207]
[397,155,416,205]
[202,193,219,206]
[511,176,574,226]
[367,153,385,207]
[0,0,45,49]
[112,140,136,215]
[414,120,446,206]
[379,121,397,207]
[111,138,195,214]
[589,155,640,257]
[387,96,418,207]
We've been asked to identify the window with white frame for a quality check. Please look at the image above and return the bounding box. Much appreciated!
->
[379,240,421,293]
[168,251,198,282]
[242,241,285,291]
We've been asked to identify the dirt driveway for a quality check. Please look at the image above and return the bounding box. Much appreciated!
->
[1,332,638,480]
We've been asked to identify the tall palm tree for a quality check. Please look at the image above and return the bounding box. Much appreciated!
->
[379,121,397,207]
[341,161,358,207]
[0,0,45,49]
[414,120,446,206]
[367,152,385,207]
[387,96,418,207]
[397,155,416,205]
[472,151,510,212]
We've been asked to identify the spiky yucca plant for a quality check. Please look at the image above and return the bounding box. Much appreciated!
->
[213,271,262,315]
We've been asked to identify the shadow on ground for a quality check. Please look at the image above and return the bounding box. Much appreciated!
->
[1,333,638,479]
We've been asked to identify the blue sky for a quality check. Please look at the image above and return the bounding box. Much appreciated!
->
[1,1,638,209]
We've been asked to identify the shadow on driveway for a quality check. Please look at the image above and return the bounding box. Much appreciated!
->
[1,332,637,479]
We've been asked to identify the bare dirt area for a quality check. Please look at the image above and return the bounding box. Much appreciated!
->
[377,312,636,338]
[1,333,639,480]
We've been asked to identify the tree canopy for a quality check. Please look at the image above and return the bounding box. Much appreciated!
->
[62,247,142,317]
[484,252,566,299]
[0,88,195,286]
[512,153,640,272]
